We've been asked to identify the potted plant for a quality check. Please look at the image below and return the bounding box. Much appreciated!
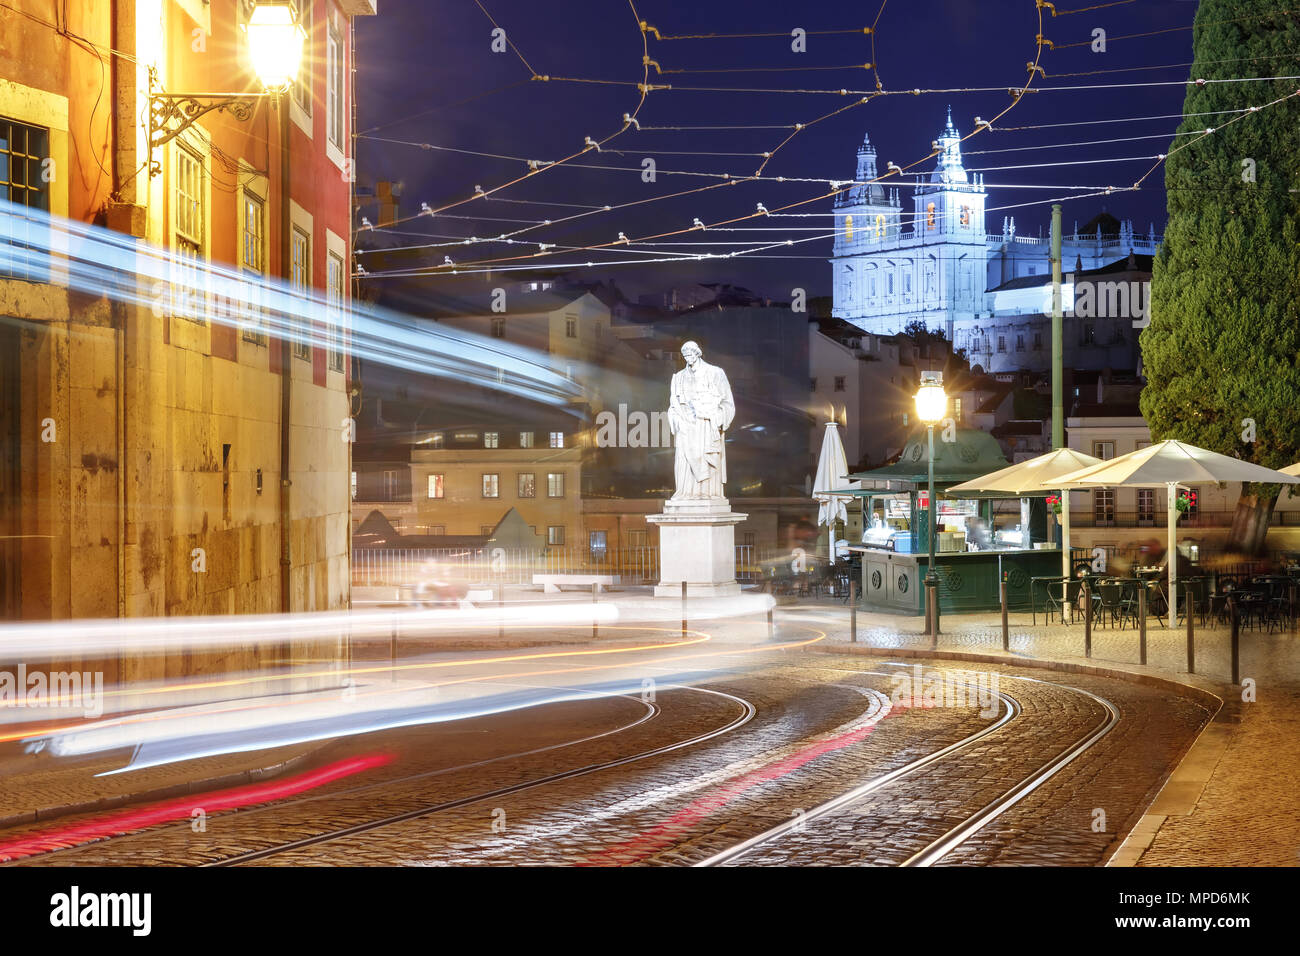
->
[1175,489,1198,519]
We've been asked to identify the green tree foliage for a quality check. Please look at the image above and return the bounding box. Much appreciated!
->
[1142,2,1300,471]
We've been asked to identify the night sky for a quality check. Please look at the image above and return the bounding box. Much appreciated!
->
[355,0,1200,301]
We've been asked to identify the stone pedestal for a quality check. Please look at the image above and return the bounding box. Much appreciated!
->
[646,498,748,598]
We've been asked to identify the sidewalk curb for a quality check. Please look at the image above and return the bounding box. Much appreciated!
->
[0,745,331,833]
[808,640,1232,867]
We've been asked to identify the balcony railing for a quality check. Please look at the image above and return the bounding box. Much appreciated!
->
[1067,510,1300,529]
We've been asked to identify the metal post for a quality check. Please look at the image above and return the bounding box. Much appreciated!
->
[850,579,858,643]
[928,581,939,649]
[1229,595,1240,685]
[592,581,598,640]
[767,606,774,640]
[924,422,939,638]
[498,583,504,641]
[1000,573,1009,651]
[1050,202,1063,449]
[1083,579,1092,659]
[1185,581,1195,674]
[681,580,687,639]
[1138,582,1147,666]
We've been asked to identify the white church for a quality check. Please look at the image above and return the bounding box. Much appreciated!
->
[830,109,1161,353]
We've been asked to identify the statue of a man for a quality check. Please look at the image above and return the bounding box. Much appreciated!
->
[667,341,735,499]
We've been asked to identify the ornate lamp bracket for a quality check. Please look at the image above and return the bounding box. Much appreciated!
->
[147,67,266,177]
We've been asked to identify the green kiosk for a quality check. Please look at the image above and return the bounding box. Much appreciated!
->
[842,427,1063,615]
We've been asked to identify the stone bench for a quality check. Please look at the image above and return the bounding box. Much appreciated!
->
[532,574,620,594]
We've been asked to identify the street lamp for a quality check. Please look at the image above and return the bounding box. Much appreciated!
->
[915,370,947,636]
[147,1,307,176]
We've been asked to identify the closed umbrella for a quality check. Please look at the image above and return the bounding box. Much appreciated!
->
[813,421,857,562]
[947,447,1103,580]
[1050,440,1300,623]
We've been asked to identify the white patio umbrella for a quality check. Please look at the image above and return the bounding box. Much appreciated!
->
[812,421,858,562]
[947,447,1103,580]
[1281,462,1300,476]
[1049,439,1300,623]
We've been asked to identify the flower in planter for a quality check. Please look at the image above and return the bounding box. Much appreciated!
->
[1176,490,1198,514]
[1045,494,1062,515]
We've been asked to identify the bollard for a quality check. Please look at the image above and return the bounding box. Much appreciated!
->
[1000,574,1009,652]
[498,583,505,641]
[592,581,599,640]
[1083,579,1092,659]
[1185,582,1195,675]
[1138,583,1147,666]
[767,606,774,640]
[1229,595,1240,685]
[681,581,688,639]
[927,582,939,649]
[850,580,858,643]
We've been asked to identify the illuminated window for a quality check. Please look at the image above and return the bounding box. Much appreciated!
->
[484,432,499,449]
[292,1,314,115]
[565,314,577,338]
[926,202,936,229]
[549,431,564,448]
[833,376,845,392]
[844,215,854,240]
[517,473,536,498]
[959,205,971,226]
[547,526,565,546]
[173,145,206,323]
[547,473,565,497]
[427,474,444,499]
[482,474,500,498]
[326,251,345,371]
[875,213,885,237]
[519,431,534,448]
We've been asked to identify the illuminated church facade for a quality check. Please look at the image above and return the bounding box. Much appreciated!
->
[830,110,1161,355]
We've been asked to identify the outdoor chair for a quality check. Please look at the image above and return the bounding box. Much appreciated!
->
[1177,578,1209,628]
[1046,579,1081,625]
[1096,581,1133,629]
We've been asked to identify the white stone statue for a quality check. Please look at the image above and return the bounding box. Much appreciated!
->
[667,341,735,500]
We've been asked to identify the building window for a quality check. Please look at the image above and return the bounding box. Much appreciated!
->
[547,526,565,546]
[565,314,577,338]
[491,317,505,338]
[997,335,1006,353]
[874,213,886,238]
[902,412,909,426]
[430,432,445,449]
[173,145,206,322]
[382,470,398,500]
[1137,488,1154,524]
[1016,334,1024,352]
[519,431,534,448]
[953,397,962,422]
[1093,441,1115,460]
[517,473,536,498]
[327,21,345,150]
[628,530,648,548]
[742,532,756,547]
[589,530,607,556]
[292,1,314,114]
[547,473,565,497]
[482,474,500,498]
[833,376,846,392]
[427,474,444,499]
[350,470,357,499]
[1094,488,1115,526]
[291,227,312,358]
[1034,331,1043,350]
[484,432,499,449]
[0,118,51,282]
[549,431,564,448]
[480,525,494,536]
[326,251,345,372]
[959,204,971,226]
[926,202,936,229]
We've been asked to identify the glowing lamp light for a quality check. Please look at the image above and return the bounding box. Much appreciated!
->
[244,2,307,91]
[914,370,947,425]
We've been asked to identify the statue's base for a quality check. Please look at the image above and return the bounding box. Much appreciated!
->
[646,498,748,598]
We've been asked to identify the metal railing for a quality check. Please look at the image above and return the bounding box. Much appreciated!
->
[351,545,771,588]
[1068,509,1300,529]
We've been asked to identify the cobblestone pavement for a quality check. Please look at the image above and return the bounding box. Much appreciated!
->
[0,645,1210,867]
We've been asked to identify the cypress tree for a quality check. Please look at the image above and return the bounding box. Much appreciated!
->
[1141,1,1300,554]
